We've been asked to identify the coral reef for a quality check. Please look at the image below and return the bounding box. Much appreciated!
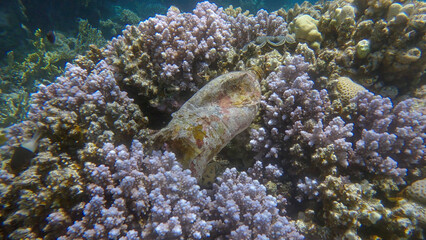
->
[0,3,294,238]
[0,20,107,127]
[277,0,426,98]
[0,1,425,239]
[289,14,322,50]
[250,54,425,239]
[0,60,147,239]
[315,0,426,96]
[57,140,302,239]
[105,1,289,113]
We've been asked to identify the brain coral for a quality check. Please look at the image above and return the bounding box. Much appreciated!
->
[336,76,366,103]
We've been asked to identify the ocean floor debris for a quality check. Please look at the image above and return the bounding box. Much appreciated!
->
[153,70,261,180]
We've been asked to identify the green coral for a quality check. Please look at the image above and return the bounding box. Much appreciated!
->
[0,129,8,146]
[75,19,107,54]
[120,9,141,25]
[9,29,66,87]
[0,91,30,128]
[0,29,71,127]
[100,8,142,38]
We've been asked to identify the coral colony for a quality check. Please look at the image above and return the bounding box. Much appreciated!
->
[1,1,425,239]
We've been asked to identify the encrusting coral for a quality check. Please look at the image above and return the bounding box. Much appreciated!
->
[406,178,426,204]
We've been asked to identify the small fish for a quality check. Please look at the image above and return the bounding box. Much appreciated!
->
[10,131,42,174]
[46,30,55,43]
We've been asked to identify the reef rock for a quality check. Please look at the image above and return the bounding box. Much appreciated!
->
[407,178,426,204]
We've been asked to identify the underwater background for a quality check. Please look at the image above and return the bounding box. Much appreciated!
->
[0,0,425,239]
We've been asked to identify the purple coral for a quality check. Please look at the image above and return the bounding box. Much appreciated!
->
[250,54,425,184]
[349,91,426,183]
[225,8,289,48]
[23,60,144,145]
[106,1,234,90]
[57,141,303,239]
[296,177,320,202]
[212,166,303,239]
[105,1,291,91]
[30,60,132,116]
[250,54,332,161]
[60,140,213,240]
[300,117,354,167]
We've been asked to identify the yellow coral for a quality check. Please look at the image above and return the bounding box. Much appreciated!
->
[224,5,251,17]
[336,77,366,103]
[289,14,322,50]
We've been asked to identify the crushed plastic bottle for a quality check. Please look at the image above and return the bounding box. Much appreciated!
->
[153,70,261,180]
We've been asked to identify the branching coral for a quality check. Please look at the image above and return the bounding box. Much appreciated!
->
[348,91,426,183]
[250,53,425,239]
[58,141,302,239]
[0,91,30,127]
[104,1,290,113]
